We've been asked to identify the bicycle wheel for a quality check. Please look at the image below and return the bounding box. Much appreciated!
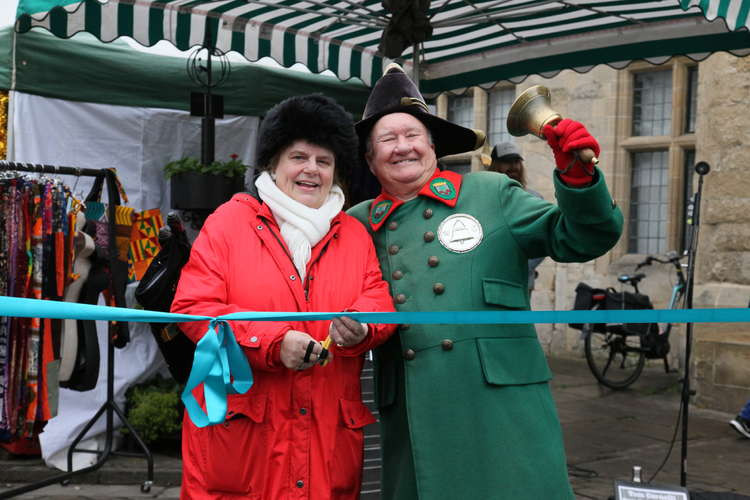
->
[583,324,646,389]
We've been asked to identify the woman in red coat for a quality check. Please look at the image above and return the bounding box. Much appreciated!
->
[171,95,397,500]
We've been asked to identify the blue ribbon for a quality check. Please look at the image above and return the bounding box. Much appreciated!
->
[181,320,253,428]
[2,296,750,427]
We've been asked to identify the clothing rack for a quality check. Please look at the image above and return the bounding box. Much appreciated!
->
[0,161,153,497]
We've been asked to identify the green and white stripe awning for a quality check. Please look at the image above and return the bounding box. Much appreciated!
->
[16,0,750,95]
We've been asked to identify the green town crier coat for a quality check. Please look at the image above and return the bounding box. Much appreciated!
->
[348,167,623,500]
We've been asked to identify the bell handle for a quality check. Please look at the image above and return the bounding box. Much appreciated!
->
[576,149,598,166]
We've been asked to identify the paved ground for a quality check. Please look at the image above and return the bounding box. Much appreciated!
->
[1,356,748,499]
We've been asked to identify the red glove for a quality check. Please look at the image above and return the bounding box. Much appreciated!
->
[542,118,600,187]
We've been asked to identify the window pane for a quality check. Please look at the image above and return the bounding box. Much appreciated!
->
[685,67,698,134]
[628,151,669,254]
[447,95,473,130]
[632,70,672,136]
[488,88,515,146]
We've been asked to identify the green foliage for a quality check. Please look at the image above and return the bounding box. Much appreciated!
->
[124,376,182,445]
[163,154,248,179]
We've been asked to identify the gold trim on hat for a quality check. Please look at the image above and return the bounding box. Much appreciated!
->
[400,97,429,113]
[473,129,487,150]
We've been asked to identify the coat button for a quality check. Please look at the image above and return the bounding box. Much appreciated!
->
[250,336,258,343]
[388,221,398,230]
[423,231,435,242]
[300,408,307,415]
[441,339,454,351]
[388,244,400,255]
[290,275,296,280]
[433,283,445,295]
[404,349,416,360]
[428,256,439,267]
[423,208,433,219]
[257,225,263,230]
[395,293,407,304]
[392,270,404,280]
[296,480,304,488]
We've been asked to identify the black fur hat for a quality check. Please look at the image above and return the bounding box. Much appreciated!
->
[255,94,358,183]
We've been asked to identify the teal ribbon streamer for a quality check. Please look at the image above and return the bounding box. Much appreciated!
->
[181,320,253,428]
[2,296,750,426]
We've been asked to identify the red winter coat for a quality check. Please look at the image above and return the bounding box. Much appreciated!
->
[171,193,396,500]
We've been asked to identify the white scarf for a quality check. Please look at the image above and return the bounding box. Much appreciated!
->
[255,171,344,280]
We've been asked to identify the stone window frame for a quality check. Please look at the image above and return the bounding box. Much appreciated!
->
[611,58,698,258]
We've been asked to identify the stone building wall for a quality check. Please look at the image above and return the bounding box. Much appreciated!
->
[690,53,750,412]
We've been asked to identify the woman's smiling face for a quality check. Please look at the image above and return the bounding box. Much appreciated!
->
[272,139,335,209]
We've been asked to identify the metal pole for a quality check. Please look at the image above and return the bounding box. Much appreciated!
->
[201,31,215,166]
[679,161,709,487]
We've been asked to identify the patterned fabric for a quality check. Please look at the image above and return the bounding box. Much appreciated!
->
[114,205,135,263]
[0,176,77,441]
[127,208,162,282]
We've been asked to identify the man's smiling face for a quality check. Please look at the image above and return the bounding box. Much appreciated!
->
[366,112,437,199]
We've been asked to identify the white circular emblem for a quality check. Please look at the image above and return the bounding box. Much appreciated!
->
[437,214,483,253]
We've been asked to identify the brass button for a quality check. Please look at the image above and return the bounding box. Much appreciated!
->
[404,349,416,360]
[423,208,433,219]
[395,293,407,304]
[400,324,411,331]
[388,244,400,255]
[392,270,404,280]
[388,221,398,230]
[428,256,439,267]
[441,339,454,351]
[423,231,435,242]
[433,283,445,295]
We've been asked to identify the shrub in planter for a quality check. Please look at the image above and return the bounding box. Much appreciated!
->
[165,155,249,211]
[124,376,182,446]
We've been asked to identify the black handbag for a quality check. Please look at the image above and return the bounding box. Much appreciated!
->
[135,213,194,384]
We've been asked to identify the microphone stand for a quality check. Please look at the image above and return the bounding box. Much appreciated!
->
[679,161,710,487]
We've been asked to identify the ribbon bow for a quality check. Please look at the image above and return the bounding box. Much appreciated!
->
[181,319,253,428]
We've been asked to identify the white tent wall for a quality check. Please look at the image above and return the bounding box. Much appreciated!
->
[9,90,259,215]
[8,90,258,470]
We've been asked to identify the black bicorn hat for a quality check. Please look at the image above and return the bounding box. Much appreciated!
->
[255,94,358,181]
[355,63,486,159]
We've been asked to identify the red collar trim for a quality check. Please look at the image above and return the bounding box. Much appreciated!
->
[418,169,462,207]
[368,169,462,231]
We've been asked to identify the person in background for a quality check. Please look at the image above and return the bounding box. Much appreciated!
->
[486,141,545,295]
[347,63,623,500]
[171,94,397,500]
[730,399,750,439]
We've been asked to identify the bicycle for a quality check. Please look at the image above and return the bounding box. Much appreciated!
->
[570,251,687,389]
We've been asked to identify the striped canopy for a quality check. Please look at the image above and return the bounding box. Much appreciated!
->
[16,0,750,95]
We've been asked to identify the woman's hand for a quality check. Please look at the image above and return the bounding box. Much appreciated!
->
[329,317,368,347]
[280,330,324,370]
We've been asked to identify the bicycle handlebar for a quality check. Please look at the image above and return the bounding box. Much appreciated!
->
[635,251,684,270]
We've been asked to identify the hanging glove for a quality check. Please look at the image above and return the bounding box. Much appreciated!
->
[542,118,600,187]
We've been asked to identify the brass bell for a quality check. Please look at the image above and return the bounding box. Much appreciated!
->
[507,85,597,164]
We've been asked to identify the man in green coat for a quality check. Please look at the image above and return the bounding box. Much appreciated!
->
[348,64,623,500]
